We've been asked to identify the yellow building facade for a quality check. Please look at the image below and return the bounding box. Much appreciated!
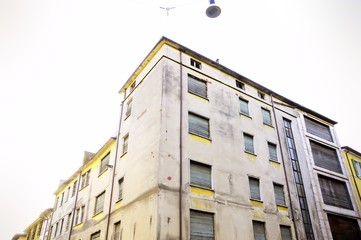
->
[342,146,361,208]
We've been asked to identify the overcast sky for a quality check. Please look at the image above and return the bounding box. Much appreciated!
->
[1,0,360,239]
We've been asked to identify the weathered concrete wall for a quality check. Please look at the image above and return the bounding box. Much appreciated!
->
[156,45,298,239]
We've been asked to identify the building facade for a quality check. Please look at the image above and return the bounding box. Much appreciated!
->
[342,146,361,209]
[41,37,361,239]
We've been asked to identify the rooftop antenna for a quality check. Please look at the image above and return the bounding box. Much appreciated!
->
[206,0,221,18]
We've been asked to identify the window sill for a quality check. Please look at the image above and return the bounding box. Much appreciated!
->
[120,152,127,158]
[263,123,274,128]
[79,185,89,192]
[188,91,209,101]
[124,113,130,121]
[240,112,252,119]
[116,198,123,204]
[92,211,103,220]
[98,168,109,178]
[250,198,263,203]
[269,159,280,164]
[244,151,257,157]
[189,132,211,141]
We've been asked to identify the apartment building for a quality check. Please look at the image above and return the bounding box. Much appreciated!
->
[48,137,117,240]
[341,146,361,209]
[14,208,53,240]
[44,36,360,239]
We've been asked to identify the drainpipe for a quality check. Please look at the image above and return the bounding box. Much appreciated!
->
[105,101,124,240]
[344,149,361,204]
[67,172,82,240]
[270,94,299,240]
[179,50,184,240]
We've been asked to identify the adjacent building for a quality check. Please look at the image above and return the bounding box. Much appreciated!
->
[21,37,361,240]
[342,146,361,209]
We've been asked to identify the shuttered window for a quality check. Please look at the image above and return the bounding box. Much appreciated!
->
[318,175,353,210]
[190,210,214,240]
[118,178,124,200]
[310,141,342,173]
[280,226,292,240]
[327,214,361,240]
[99,152,110,174]
[304,117,333,142]
[122,134,129,154]
[244,133,255,154]
[190,161,212,189]
[262,108,272,125]
[249,177,261,200]
[94,191,106,215]
[253,221,266,240]
[274,184,286,206]
[188,75,207,98]
[189,113,210,138]
[268,142,278,162]
[90,231,101,240]
[72,180,77,197]
[239,98,250,116]
[125,99,132,117]
[81,170,91,189]
[113,221,121,240]
[352,160,361,178]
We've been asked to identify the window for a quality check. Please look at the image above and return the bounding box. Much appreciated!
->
[118,178,124,201]
[239,98,250,116]
[280,226,292,240]
[352,160,361,178]
[129,81,136,92]
[65,186,70,203]
[55,196,59,210]
[253,221,266,240]
[81,170,91,189]
[125,99,132,117]
[318,175,353,209]
[90,231,101,240]
[59,218,64,236]
[72,180,77,197]
[268,142,278,162]
[304,116,333,142]
[60,192,64,206]
[243,133,255,154]
[54,222,58,237]
[99,152,110,174]
[310,141,342,173]
[249,177,261,201]
[258,91,265,100]
[36,221,42,236]
[188,74,207,98]
[75,205,85,225]
[190,161,212,189]
[65,213,71,232]
[122,134,129,154]
[327,213,361,240]
[274,183,286,206]
[262,108,272,125]
[190,58,202,69]
[190,210,214,239]
[236,80,245,90]
[188,113,210,138]
[113,221,121,240]
[94,191,106,215]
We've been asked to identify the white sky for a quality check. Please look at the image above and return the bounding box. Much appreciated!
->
[1,0,360,238]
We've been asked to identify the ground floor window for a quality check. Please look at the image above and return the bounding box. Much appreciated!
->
[327,213,361,240]
[190,210,214,240]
